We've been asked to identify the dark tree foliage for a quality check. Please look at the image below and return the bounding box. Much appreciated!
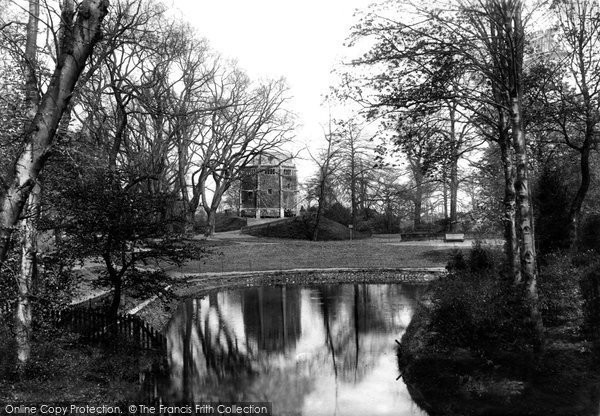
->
[44,145,202,316]
[533,167,572,254]
[323,202,352,226]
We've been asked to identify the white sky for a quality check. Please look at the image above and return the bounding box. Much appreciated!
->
[171,0,374,179]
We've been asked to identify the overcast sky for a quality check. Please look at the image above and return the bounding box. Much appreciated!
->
[171,0,373,178]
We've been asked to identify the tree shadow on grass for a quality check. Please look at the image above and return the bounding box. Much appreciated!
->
[419,249,468,265]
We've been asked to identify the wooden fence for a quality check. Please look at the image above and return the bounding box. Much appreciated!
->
[53,308,166,351]
[1,298,165,351]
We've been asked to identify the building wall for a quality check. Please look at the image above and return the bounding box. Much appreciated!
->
[240,157,298,218]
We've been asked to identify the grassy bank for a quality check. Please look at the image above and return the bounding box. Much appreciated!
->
[171,238,457,275]
[398,247,600,416]
[243,215,370,240]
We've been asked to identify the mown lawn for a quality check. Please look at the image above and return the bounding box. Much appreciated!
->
[171,237,460,274]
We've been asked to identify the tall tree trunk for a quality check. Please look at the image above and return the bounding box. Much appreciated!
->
[511,94,544,347]
[15,0,41,373]
[448,102,459,232]
[489,4,521,282]
[204,208,216,237]
[24,0,40,117]
[350,152,357,228]
[313,123,335,242]
[449,161,459,232]
[442,178,448,224]
[511,101,537,285]
[413,174,423,229]
[506,2,543,345]
[102,250,122,319]
[313,162,331,242]
[15,184,41,373]
[0,0,110,265]
[500,136,521,282]
[202,182,227,237]
[176,133,195,234]
[565,5,597,248]
[568,137,592,247]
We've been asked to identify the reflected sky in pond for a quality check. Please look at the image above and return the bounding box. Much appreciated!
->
[160,283,428,416]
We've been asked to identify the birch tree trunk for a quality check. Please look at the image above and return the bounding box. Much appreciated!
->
[505,1,544,346]
[499,132,521,283]
[15,184,40,372]
[15,0,41,373]
[448,102,459,233]
[0,0,110,265]
[511,100,537,282]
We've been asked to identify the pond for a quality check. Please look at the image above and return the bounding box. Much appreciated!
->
[148,283,429,416]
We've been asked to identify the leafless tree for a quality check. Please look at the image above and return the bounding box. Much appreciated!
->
[189,71,294,236]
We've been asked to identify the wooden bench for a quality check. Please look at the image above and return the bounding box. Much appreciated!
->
[444,233,465,242]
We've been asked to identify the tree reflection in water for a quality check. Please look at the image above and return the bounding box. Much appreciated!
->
[150,283,428,415]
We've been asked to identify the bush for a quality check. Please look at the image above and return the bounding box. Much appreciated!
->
[323,202,351,225]
[446,240,502,274]
[537,253,585,327]
[533,168,572,253]
[575,253,600,340]
[431,244,539,354]
[579,214,600,253]
[433,246,597,354]
[430,271,534,353]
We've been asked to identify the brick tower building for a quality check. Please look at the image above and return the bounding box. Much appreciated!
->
[239,152,298,218]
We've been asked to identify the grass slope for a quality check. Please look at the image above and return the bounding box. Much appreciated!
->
[243,215,370,241]
[215,215,247,232]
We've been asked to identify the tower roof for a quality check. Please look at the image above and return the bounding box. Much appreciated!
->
[247,151,296,168]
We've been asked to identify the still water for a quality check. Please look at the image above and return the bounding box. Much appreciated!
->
[157,283,428,416]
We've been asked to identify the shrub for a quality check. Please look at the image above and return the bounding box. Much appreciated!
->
[579,214,600,253]
[429,271,534,353]
[432,244,539,354]
[446,240,502,274]
[323,202,351,225]
[533,168,572,253]
[537,253,585,327]
[577,253,600,340]
[468,240,503,272]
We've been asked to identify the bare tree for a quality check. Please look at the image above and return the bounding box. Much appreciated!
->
[330,119,378,227]
[309,115,342,241]
[190,71,294,236]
